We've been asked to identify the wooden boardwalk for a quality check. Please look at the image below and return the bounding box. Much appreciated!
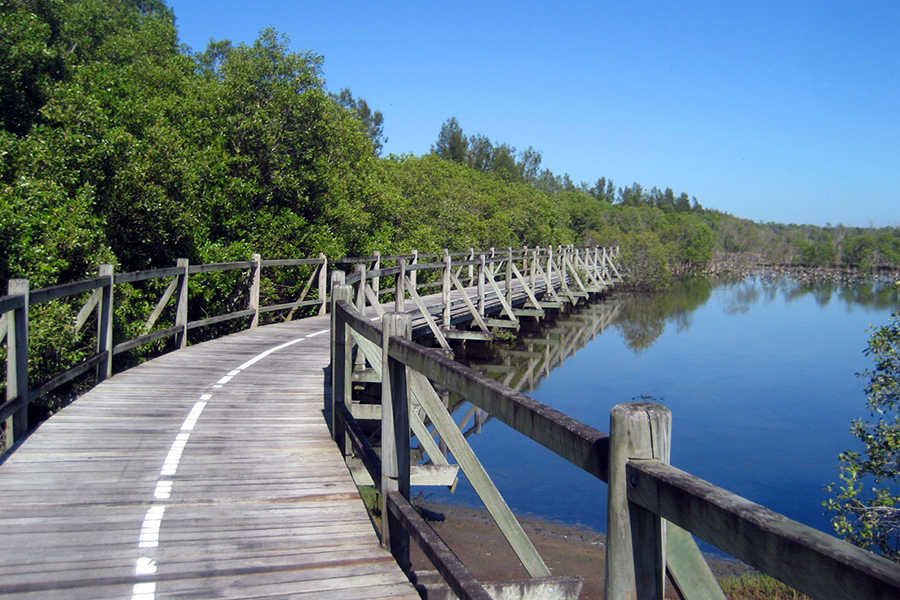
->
[0,315,420,599]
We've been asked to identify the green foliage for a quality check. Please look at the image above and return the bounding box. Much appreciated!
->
[826,311,900,561]
[720,573,809,600]
[617,231,672,291]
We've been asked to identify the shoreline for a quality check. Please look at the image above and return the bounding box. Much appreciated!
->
[408,499,752,600]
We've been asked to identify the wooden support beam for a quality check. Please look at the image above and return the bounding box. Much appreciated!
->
[607,402,671,600]
[174,258,189,349]
[407,370,551,578]
[6,279,29,443]
[96,264,114,381]
[382,312,412,570]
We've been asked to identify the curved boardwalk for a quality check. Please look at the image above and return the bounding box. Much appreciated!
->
[0,315,419,599]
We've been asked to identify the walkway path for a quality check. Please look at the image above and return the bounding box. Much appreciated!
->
[0,315,419,599]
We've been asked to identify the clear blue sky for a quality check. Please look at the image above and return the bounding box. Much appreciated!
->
[168,0,899,228]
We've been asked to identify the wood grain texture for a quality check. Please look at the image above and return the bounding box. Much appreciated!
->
[0,315,418,599]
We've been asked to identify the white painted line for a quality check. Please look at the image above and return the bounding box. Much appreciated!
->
[154,481,172,500]
[133,334,312,598]
[132,582,156,600]
[135,557,158,575]
[138,506,165,548]
[235,337,305,370]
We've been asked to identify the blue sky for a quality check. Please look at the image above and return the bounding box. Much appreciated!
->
[168,0,899,228]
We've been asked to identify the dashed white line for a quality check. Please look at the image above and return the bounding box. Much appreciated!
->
[131,333,314,600]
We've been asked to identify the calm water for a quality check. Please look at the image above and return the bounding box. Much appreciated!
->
[416,274,900,547]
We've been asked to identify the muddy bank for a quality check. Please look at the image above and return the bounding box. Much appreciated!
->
[407,500,751,600]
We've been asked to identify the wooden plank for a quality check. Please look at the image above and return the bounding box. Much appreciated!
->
[627,459,900,600]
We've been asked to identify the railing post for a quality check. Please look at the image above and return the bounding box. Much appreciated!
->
[317,253,328,316]
[249,253,261,328]
[607,402,671,600]
[442,250,451,330]
[409,250,418,290]
[477,253,486,316]
[506,248,513,306]
[467,247,475,286]
[97,264,114,382]
[330,272,352,444]
[355,263,366,313]
[175,258,189,349]
[395,259,406,312]
[372,250,381,302]
[381,311,411,570]
[7,279,29,444]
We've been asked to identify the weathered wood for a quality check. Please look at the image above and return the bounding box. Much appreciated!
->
[407,369,551,578]
[607,402,671,600]
[387,491,494,600]
[318,253,328,315]
[186,260,253,274]
[174,258,189,349]
[627,459,900,600]
[331,277,352,444]
[382,312,412,570]
[249,253,261,328]
[390,337,610,481]
[28,277,105,305]
[418,577,584,600]
[96,264,114,381]
[6,278,29,442]
[666,523,726,600]
[73,288,101,335]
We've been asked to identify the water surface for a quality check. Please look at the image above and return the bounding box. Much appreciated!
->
[416,274,900,546]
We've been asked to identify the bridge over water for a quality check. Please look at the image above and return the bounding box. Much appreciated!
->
[1,247,897,600]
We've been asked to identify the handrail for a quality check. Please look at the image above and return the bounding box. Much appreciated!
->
[2,246,613,452]
[331,293,900,600]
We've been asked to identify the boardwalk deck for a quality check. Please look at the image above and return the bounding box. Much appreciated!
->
[0,315,420,599]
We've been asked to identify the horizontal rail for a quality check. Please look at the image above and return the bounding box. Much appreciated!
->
[0,395,25,423]
[30,277,106,305]
[389,334,610,481]
[260,258,324,267]
[0,294,25,315]
[28,352,107,402]
[188,261,254,275]
[187,309,256,330]
[407,261,444,272]
[115,266,184,284]
[627,459,900,600]
[386,491,493,600]
[112,325,182,355]
[258,299,323,314]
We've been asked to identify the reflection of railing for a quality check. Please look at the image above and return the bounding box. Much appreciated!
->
[331,284,900,599]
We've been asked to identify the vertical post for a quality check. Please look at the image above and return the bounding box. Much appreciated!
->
[355,263,366,313]
[442,250,451,329]
[395,259,406,312]
[97,264,114,382]
[318,253,328,316]
[381,311,411,570]
[249,253,261,328]
[7,279,29,443]
[174,258,189,349]
[506,248,513,306]
[467,247,475,286]
[330,273,352,444]
[409,250,418,290]
[531,247,538,292]
[606,402,671,600]
[477,253,486,316]
[372,250,381,303]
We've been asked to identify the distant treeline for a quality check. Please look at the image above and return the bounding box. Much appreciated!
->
[2,0,898,297]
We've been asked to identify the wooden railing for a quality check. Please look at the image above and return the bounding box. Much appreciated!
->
[0,245,614,450]
[330,286,900,600]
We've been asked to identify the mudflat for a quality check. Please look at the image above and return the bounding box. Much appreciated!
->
[407,500,751,600]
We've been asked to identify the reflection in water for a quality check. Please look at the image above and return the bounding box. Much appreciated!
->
[425,273,900,466]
